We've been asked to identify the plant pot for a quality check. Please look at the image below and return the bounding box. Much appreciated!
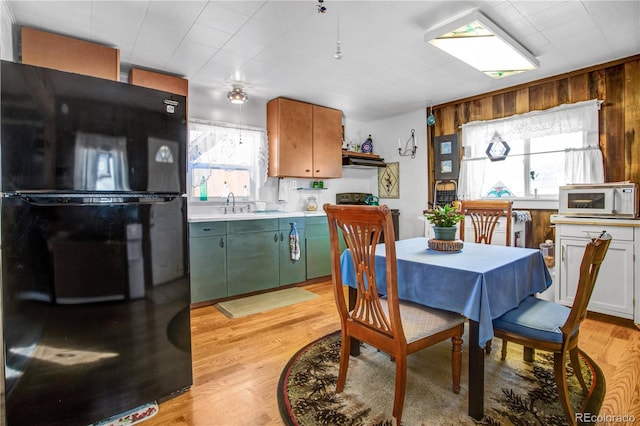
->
[433,226,457,241]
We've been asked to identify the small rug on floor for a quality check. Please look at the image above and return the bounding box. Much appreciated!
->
[90,402,158,426]
[277,331,605,425]
[215,287,319,318]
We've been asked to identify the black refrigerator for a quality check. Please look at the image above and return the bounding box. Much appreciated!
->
[0,61,192,425]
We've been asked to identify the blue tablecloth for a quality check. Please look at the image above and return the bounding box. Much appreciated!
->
[340,237,552,347]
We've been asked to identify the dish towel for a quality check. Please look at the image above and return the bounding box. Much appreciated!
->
[289,223,300,261]
[513,210,532,223]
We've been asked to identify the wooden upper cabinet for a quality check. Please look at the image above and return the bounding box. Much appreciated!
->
[21,27,120,81]
[129,68,188,97]
[312,105,343,178]
[267,97,342,178]
[268,98,313,177]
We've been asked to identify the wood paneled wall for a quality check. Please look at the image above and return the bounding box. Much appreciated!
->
[428,54,640,248]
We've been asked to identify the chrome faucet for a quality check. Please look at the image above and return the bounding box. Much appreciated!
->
[226,192,236,213]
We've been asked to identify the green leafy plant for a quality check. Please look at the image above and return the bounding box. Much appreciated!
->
[424,204,464,227]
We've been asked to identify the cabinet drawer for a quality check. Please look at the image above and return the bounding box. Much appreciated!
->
[279,217,305,229]
[558,224,633,241]
[189,222,226,238]
[226,219,278,233]
[305,216,328,226]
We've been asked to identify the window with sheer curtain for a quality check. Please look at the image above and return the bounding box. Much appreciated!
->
[188,119,268,202]
[458,99,603,200]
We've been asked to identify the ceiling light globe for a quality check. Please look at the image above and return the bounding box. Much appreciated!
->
[227,88,248,104]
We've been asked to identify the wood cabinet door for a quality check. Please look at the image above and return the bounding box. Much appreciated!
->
[268,98,313,177]
[129,68,188,96]
[312,105,343,178]
[22,27,120,81]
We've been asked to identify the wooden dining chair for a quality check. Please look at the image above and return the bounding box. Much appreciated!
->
[323,203,466,423]
[459,199,513,354]
[492,233,611,425]
[459,199,513,246]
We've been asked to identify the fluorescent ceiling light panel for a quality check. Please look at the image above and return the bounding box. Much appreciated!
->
[424,10,539,78]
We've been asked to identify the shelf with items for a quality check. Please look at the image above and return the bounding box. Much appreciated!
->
[297,187,328,191]
[342,150,381,159]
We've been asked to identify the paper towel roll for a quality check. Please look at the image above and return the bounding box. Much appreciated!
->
[278,179,289,201]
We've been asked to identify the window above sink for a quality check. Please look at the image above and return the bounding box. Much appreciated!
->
[188,119,267,203]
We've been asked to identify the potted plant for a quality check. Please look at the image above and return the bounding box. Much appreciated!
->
[424,204,464,241]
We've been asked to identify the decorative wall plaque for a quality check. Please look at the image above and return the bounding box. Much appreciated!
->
[433,133,459,180]
[485,131,510,161]
[378,162,399,198]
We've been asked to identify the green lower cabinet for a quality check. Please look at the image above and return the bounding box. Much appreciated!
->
[305,216,332,279]
[226,219,280,296]
[189,215,340,303]
[189,222,227,303]
[279,218,306,286]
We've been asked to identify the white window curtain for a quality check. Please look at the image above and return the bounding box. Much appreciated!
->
[458,99,603,200]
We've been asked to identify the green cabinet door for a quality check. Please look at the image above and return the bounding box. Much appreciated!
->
[227,219,280,296]
[189,222,227,303]
[305,216,331,279]
[279,217,306,286]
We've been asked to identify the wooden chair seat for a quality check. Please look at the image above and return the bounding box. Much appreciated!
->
[324,203,465,423]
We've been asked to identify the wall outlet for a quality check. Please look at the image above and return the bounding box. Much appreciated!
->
[291,180,297,189]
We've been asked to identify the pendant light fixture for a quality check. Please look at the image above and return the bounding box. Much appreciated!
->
[227,86,248,104]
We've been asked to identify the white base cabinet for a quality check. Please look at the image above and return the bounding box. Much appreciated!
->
[552,216,638,325]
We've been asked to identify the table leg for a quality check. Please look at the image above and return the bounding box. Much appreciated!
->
[468,320,484,420]
[523,346,535,362]
[348,287,360,356]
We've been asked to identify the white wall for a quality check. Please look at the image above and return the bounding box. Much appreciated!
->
[1,0,15,61]
[365,109,429,239]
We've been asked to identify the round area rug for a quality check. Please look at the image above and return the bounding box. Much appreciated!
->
[277,331,605,425]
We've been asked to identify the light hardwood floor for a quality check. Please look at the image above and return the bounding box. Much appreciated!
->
[146,281,640,425]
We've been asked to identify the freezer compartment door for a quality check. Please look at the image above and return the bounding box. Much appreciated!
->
[1,60,186,193]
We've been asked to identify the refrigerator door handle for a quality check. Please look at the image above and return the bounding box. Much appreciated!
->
[9,192,180,206]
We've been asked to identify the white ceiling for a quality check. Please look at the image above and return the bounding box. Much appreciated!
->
[5,0,640,122]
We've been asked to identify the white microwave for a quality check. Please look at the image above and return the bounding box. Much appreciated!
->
[558,183,638,218]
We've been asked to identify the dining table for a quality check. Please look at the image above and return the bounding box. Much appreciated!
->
[340,237,552,420]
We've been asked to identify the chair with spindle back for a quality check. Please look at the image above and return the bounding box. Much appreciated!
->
[323,203,466,423]
[459,199,513,246]
[492,233,611,425]
[459,199,513,354]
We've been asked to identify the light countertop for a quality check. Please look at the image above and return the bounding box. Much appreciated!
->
[550,215,640,227]
[188,211,326,223]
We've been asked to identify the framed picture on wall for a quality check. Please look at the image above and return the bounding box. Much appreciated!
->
[378,162,399,198]
[433,133,459,180]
